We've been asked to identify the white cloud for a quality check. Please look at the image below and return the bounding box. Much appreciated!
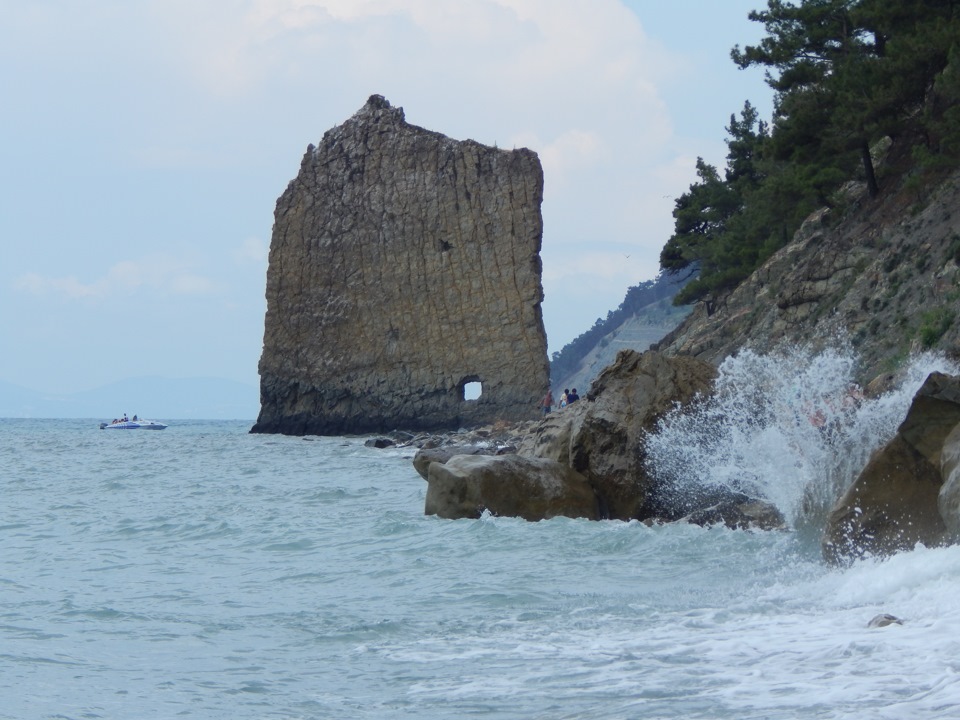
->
[168,0,680,351]
[8,0,771,388]
[14,257,221,300]
[538,130,607,181]
[15,273,103,299]
[234,237,269,265]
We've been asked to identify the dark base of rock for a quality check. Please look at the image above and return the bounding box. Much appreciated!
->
[250,414,486,437]
[364,437,396,449]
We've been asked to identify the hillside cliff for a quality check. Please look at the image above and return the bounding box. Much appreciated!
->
[657,166,960,381]
[552,298,689,397]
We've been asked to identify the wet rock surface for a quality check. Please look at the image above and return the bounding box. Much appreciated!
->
[406,351,751,525]
[823,372,960,564]
[520,350,718,520]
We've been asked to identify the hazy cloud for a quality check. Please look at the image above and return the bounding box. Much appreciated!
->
[14,258,221,300]
[234,237,269,266]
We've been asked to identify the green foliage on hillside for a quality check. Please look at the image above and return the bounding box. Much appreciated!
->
[549,273,688,383]
[662,0,960,307]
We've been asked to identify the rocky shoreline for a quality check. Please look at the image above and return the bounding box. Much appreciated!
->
[371,349,786,532]
[365,348,960,567]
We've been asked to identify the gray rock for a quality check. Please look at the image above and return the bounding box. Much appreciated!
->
[823,372,960,564]
[867,613,903,628]
[657,166,960,386]
[938,422,960,539]
[683,498,787,531]
[364,437,395,449]
[252,95,549,436]
[424,454,600,521]
[522,350,717,520]
[412,445,498,481]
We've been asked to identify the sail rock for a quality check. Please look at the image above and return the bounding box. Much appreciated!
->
[253,95,549,435]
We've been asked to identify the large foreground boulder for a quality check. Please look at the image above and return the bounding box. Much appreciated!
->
[521,350,717,520]
[424,454,600,521]
[823,372,960,564]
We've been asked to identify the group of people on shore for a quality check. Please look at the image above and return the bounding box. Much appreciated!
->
[540,388,579,415]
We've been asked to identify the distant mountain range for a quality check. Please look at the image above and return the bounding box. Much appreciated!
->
[0,376,260,420]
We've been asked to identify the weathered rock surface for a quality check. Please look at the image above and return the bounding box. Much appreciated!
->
[938,423,960,539]
[253,95,549,435]
[521,350,718,520]
[867,613,903,628]
[822,372,960,564]
[631,160,960,553]
[424,454,600,521]
[516,400,588,466]
[413,444,509,481]
[657,167,960,383]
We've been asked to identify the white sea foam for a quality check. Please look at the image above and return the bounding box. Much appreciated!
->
[4,412,960,718]
[645,344,960,528]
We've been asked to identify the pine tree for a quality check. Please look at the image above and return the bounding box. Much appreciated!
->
[661,1,960,307]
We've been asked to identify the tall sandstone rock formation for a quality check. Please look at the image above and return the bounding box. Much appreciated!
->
[252,96,549,435]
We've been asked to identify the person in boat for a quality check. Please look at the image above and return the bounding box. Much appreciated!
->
[132,414,138,421]
[122,413,129,422]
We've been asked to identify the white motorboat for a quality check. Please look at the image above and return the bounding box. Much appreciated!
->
[99,418,168,430]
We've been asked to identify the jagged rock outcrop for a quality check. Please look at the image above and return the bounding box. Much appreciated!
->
[253,95,549,435]
[644,164,960,551]
[404,349,787,526]
[519,350,718,520]
[822,372,960,564]
[657,168,960,382]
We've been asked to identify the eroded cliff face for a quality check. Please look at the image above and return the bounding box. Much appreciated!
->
[658,168,960,381]
[253,95,549,435]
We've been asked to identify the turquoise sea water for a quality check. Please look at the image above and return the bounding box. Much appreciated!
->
[3,415,960,719]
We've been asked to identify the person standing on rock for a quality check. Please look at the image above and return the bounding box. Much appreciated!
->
[541,390,554,416]
[567,388,580,404]
[560,389,569,408]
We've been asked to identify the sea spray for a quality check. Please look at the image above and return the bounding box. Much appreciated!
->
[644,345,960,531]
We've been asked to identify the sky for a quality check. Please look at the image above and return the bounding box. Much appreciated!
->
[1,0,773,397]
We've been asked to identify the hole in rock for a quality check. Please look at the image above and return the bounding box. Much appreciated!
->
[462,381,482,401]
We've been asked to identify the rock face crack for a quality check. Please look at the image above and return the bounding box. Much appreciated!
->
[252,95,549,435]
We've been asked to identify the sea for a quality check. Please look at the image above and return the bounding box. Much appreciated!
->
[4,348,960,720]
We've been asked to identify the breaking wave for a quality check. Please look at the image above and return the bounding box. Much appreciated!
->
[644,344,960,532]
